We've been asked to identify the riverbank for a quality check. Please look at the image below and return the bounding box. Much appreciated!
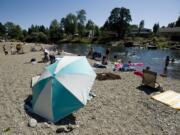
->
[0,42,180,135]
[57,36,180,49]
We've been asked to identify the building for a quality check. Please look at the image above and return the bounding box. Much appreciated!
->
[130,28,152,37]
[159,27,180,40]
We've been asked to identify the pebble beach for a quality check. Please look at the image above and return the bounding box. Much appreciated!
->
[0,42,180,135]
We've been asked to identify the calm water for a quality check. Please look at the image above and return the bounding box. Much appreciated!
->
[57,43,180,80]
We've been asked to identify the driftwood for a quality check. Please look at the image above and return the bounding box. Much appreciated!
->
[96,73,121,81]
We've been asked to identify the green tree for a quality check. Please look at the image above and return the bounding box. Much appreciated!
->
[63,13,78,34]
[94,25,101,37]
[0,22,6,37]
[25,32,48,43]
[49,19,61,43]
[86,20,94,30]
[139,20,144,34]
[77,9,86,36]
[129,24,138,29]
[60,18,65,32]
[5,22,23,40]
[102,20,110,31]
[105,7,132,37]
[153,23,160,34]
[175,16,180,27]
[168,22,175,28]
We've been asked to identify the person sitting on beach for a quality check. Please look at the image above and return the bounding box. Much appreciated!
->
[42,49,49,62]
[121,61,135,71]
[10,46,15,55]
[16,44,22,53]
[3,45,8,55]
[49,53,56,64]
[114,59,123,71]
[128,61,132,65]
[102,56,108,65]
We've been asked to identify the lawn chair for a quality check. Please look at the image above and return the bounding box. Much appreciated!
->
[142,69,163,91]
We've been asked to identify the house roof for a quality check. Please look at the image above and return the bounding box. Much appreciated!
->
[159,27,180,33]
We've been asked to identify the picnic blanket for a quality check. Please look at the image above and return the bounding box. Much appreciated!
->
[152,90,180,110]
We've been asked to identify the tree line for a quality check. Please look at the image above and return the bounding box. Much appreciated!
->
[0,9,101,43]
[0,7,180,43]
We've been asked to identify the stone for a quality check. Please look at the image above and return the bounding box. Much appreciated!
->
[44,122,50,128]
[56,126,67,133]
[28,118,37,128]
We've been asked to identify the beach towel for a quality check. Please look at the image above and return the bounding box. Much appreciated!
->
[134,70,144,77]
[152,90,180,110]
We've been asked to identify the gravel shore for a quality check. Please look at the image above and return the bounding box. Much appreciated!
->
[0,42,180,135]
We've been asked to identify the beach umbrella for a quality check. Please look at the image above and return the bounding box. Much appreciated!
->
[32,56,96,122]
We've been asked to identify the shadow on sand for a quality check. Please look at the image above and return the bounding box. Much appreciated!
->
[136,85,159,95]
[24,95,76,125]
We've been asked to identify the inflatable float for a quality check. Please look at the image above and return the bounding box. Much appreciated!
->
[128,62,144,67]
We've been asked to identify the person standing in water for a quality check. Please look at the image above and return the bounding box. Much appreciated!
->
[165,56,170,69]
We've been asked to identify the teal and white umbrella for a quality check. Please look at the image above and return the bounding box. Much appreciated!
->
[32,56,96,122]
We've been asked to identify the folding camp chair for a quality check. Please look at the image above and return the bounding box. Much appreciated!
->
[142,69,163,91]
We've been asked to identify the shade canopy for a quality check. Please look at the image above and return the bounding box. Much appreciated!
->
[32,56,96,122]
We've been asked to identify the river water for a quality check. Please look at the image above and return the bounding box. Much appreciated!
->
[57,43,180,80]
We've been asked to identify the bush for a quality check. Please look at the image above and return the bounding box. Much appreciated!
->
[25,32,48,43]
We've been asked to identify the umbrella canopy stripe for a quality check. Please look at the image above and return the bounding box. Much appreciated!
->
[33,80,54,121]
[47,61,58,75]
[54,56,82,74]
[36,70,52,85]
[55,58,96,77]
[56,74,95,104]
[52,79,84,121]
[32,77,52,106]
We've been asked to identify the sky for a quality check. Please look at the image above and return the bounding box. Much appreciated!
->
[0,0,180,29]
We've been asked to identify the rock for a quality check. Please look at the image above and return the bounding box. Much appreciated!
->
[56,126,67,133]
[75,120,81,125]
[28,118,37,128]
[47,121,53,125]
[44,122,50,128]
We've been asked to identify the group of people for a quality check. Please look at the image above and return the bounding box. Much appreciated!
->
[87,47,111,65]
[2,44,23,55]
[42,49,56,64]
[113,60,136,71]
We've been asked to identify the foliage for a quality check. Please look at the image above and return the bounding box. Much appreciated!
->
[153,23,159,34]
[175,16,180,27]
[168,22,175,28]
[25,32,48,43]
[0,23,6,37]
[139,20,144,33]
[167,16,180,27]
[86,20,94,30]
[103,7,132,38]
[77,9,86,37]
[49,19,61,43]
[5,22,23,40]
[63,13,78,35]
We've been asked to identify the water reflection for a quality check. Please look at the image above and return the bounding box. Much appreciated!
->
[57,43,180,80]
